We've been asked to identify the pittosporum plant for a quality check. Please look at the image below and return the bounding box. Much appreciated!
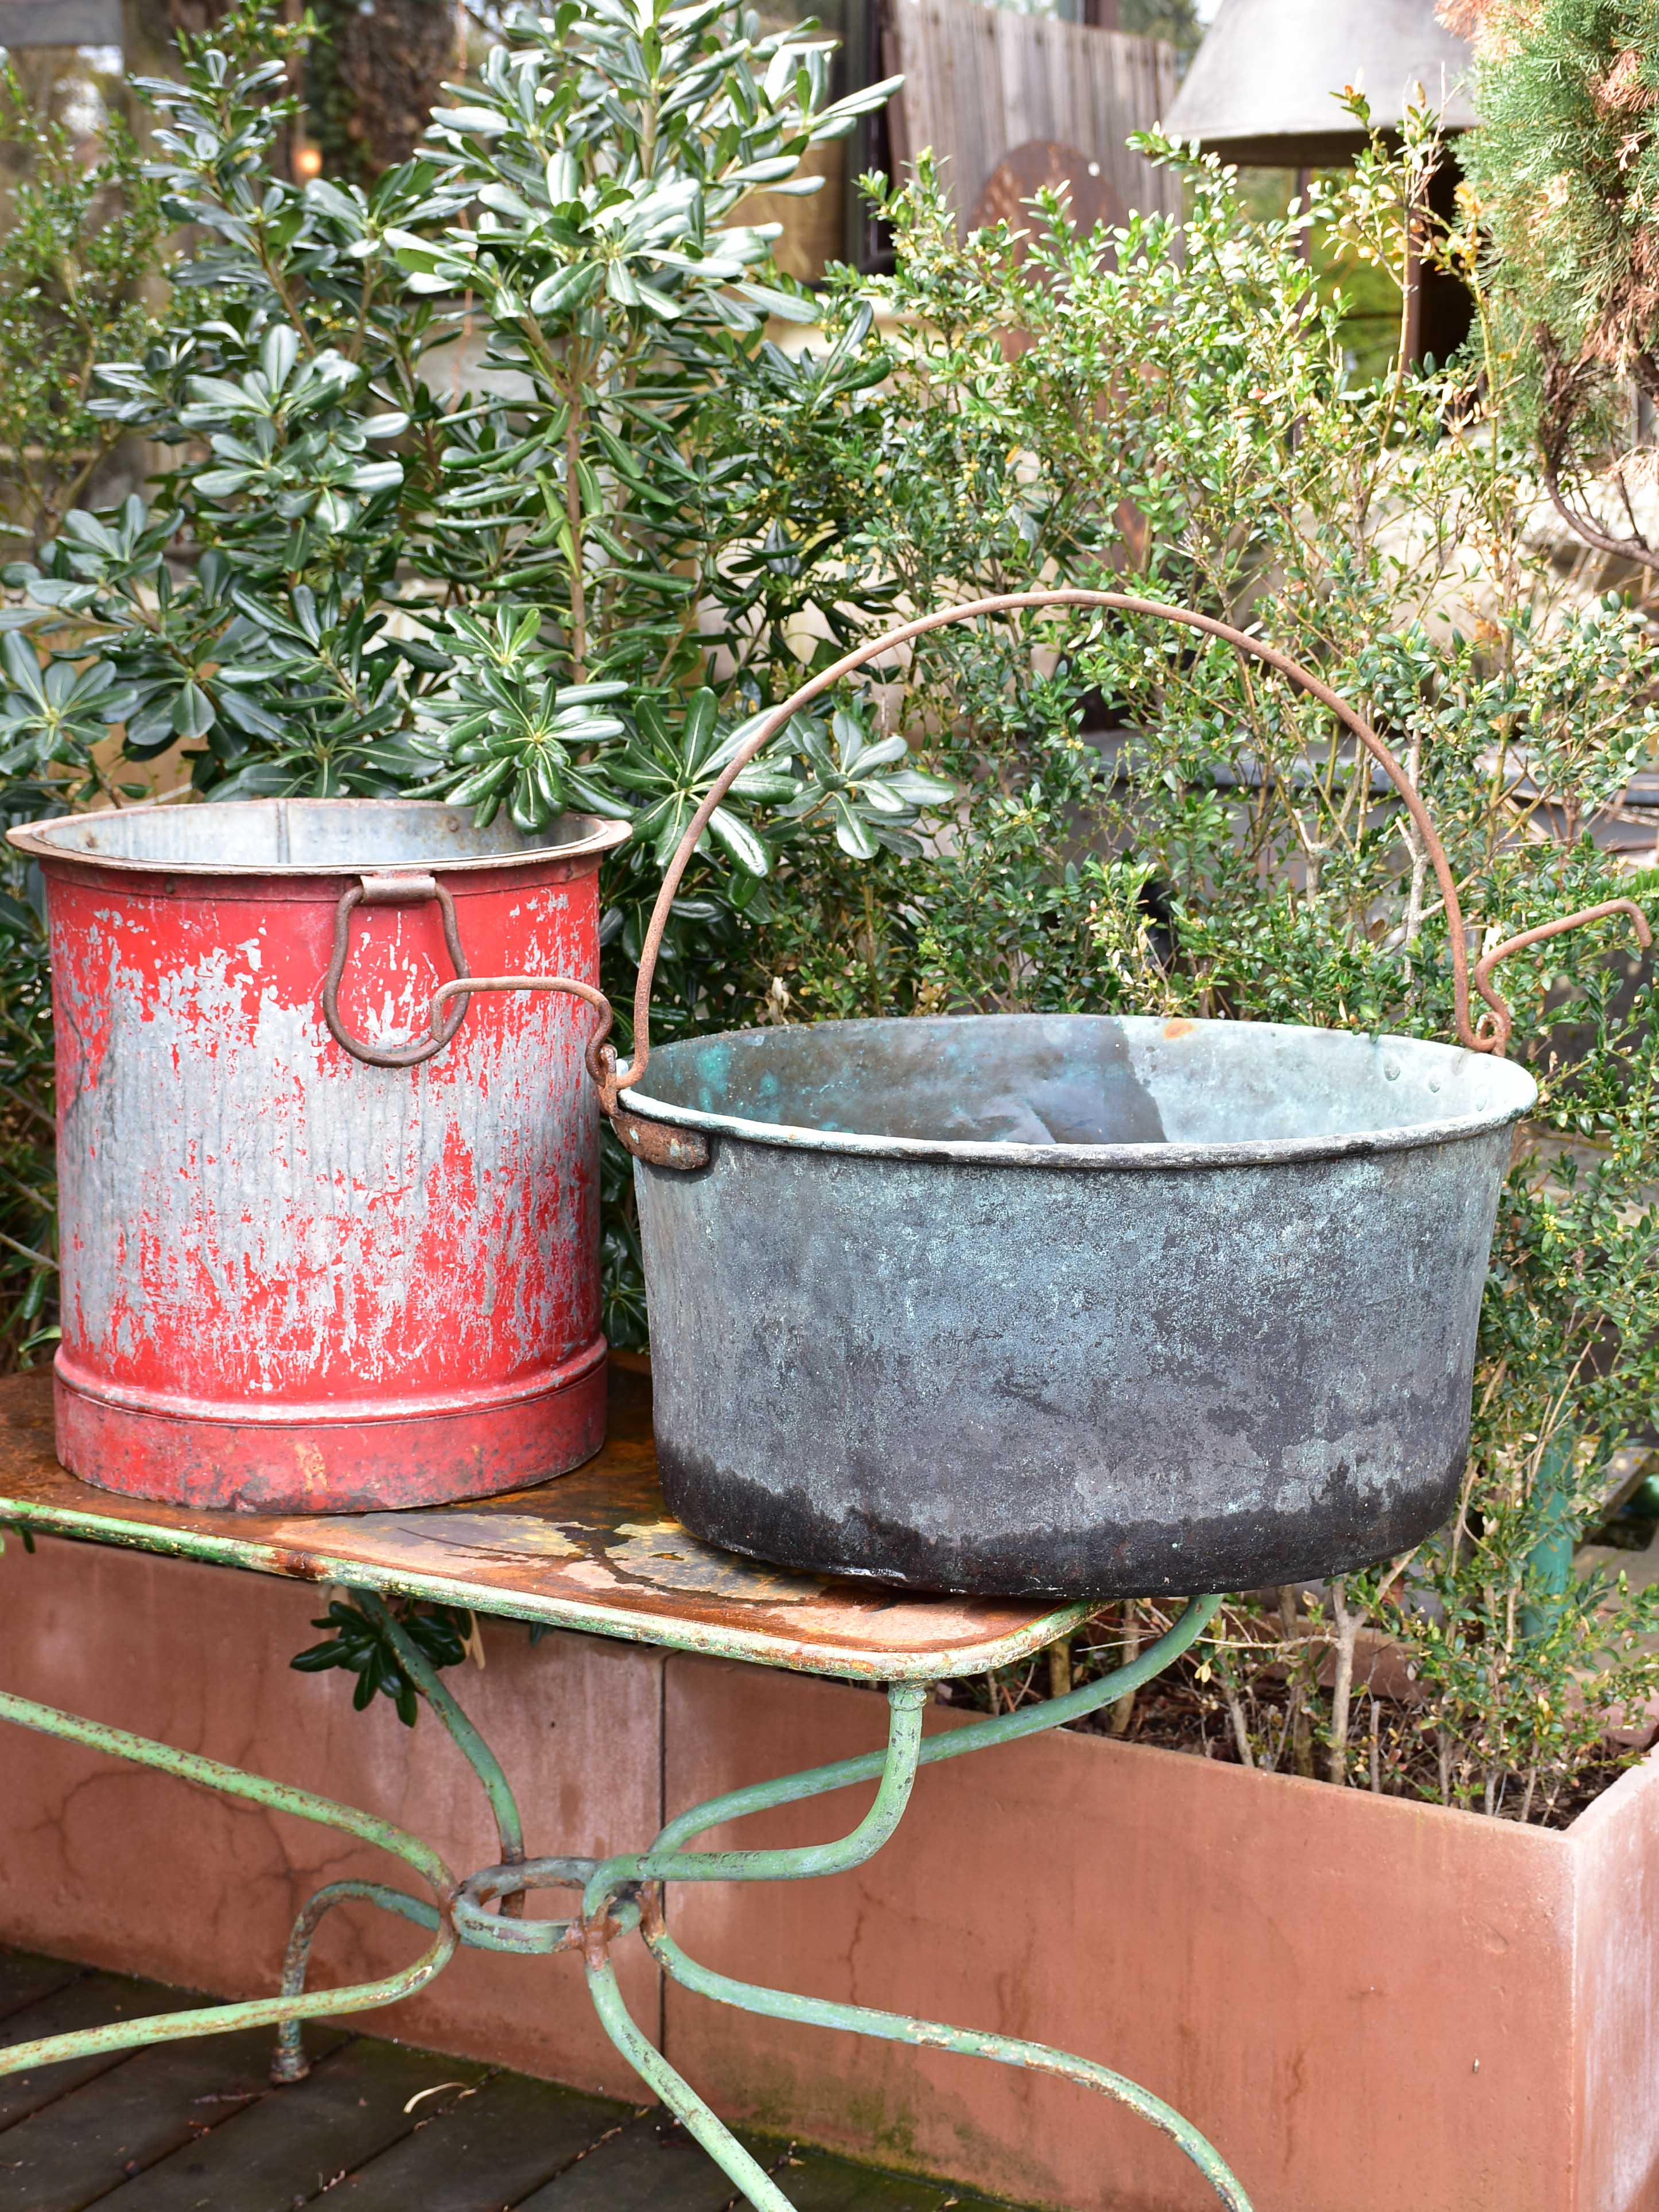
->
[0,0,942,1356]
[375,1,938,967]
[0,49,177,1365]
[2,3,460,804]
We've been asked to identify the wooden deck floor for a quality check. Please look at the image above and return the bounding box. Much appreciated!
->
[0,1950,1019,2212]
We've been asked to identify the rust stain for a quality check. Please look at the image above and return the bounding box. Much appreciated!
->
[1163,1019,1196,1039]
[267,1546,330,1582]
[610,1110,709,1172]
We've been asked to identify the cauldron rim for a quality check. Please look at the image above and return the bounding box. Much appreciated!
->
[621,1011,1537,1174]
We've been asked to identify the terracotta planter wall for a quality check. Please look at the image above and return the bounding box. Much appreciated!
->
[2,1535,1656,2211]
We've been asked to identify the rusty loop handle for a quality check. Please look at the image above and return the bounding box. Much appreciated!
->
[323,875,616,1075]
[323,875,472,1069]
[602,589,1652,1101]
[430,974,616,1088]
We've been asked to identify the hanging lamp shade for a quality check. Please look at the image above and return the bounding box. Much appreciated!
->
[1165,0,1476,168]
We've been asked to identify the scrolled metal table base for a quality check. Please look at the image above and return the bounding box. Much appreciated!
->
[0,1594,1250,2212]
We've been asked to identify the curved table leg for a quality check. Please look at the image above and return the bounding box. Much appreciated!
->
[270,1881,442,2082]
[354,1593,527,1912]
[644,1924,1252,2212]
[0,1689,456,2076]
[577,1598,1252,2212]
[270,1854,608,2082]
[2,1596,1251,2212]
[270,1589,537,2085]
[586,1952,799,2212]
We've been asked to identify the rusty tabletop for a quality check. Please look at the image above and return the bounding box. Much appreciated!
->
[0,1365,1087,1682]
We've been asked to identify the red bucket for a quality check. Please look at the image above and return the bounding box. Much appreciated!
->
[9,798,627,1513]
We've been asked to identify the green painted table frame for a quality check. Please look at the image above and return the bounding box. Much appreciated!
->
[0,1375,1252,2212]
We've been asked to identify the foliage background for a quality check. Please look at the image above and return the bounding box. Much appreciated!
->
[1,2,1656,1820]
[1458,0,1659,561]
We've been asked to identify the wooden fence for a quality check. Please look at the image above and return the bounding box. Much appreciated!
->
[885,0,1180,233]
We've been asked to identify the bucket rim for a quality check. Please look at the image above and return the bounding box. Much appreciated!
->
[5,795,631,876]
[619,1012,1539,1172]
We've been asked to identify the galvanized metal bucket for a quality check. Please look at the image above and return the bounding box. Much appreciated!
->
[593,591,1651,1598]
[10,797,626,1514]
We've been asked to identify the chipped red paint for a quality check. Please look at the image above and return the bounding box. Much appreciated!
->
[33,831,615,1514]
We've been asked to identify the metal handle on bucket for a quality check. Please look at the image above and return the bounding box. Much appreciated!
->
[597,588,1651,1154]
[324,871,616,1077]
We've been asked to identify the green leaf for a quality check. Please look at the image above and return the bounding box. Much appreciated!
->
[706,804,770,876]
[430,105,510,133]
[449,757,515,806]
[649,795,694,869]
[125,700,177,754]
[729,763,801,803]
[562,769,635,821]
[479,181,534,221]
[1,635,47,708]
[394,637,454,674]
[529,747,566,818]
[348,460,405,493]
[194,468,256,496]
[550,713,625,743]
[885,768,955,805]
[554,680,630,708]
[169,680,215,740]
[829,793,879,859]
[729,155,801,187]
[261,324,301,394]
[681,688,719,771]
[306,177,363,226]
[508,765,544,832]
[529,264,603,317]
[734,281,818,324]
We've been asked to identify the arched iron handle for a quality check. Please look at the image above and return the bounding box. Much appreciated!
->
[597,588,1652,1127]
[1474,898,1652,1008]
[324,873,617,1074]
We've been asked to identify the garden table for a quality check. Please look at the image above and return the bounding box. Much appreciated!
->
[0,1366,1249,2212]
